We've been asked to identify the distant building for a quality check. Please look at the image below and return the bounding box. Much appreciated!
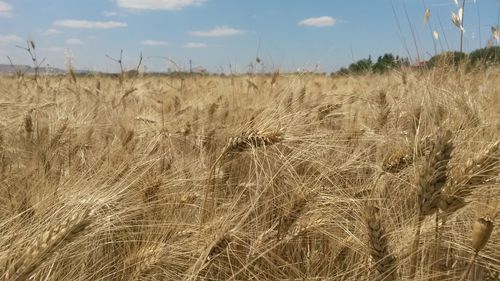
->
[408,60,428,70]
[417,60,428,67]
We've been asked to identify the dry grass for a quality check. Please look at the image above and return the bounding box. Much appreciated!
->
[0,66,499,280]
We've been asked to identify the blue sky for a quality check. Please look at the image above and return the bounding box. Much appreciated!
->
[0,0,499,73]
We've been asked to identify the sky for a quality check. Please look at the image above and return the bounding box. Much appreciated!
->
[0,0,499,73]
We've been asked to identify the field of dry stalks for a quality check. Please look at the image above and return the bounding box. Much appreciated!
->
[0,66,499,280]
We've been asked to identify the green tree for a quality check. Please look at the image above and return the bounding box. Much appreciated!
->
[348,56,373,73]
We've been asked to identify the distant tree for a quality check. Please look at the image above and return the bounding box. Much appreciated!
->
[348,56,373,73]
[373,53,396,73]
[427,51,467,67]
[338,67,349,75]
[126,70,139,77]
[468,46,500,66]
[332,53,412,75]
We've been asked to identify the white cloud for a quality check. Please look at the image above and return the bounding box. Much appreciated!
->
[0,34,23,44]
[103,10,118,17]
[65,38,84,45]
[298,16,336,27]
[43,46,65,52]
[44,29,63,36]
[0,1,12,17]
[115,0,205,10]
[183,42,208,48]
[54,20,127,29]
[190,26,244,37]
[141,39,169,46]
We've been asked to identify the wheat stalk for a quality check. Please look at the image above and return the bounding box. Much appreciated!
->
[5,208,94,281]
[376,90,390,131]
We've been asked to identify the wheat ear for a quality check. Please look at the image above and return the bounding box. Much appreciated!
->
[459,217,494,281]
[366,206,398,281]
[201,130,284,222]
[382,147,413,173]
[439,140,500,214]
[416,129,454,217]
[126,243,167,280]
[382,135,434,174]
[410,129,454,278]
[222,130,284,157]
[5,208,94,281]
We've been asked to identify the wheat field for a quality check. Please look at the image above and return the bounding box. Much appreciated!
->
[0,66,498,280]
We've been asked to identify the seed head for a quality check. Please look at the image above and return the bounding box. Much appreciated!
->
[471,217,494,253]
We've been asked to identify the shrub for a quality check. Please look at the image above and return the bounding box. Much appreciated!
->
[468,46,500,66]
[427,51,467,68]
